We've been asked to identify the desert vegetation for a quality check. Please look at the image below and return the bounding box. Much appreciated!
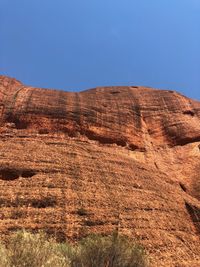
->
[0,231,149,267]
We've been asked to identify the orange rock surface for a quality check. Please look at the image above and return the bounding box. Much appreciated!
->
[0,75,200,266]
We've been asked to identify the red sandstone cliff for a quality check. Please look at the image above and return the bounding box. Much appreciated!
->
[0,75,200,266]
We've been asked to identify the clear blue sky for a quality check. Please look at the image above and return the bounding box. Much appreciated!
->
[0,0,199,100]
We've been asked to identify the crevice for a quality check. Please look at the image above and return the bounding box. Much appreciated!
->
[5,113,29,129]
[154,162,159,169]
[129,143,145,151]
[38,128,49,135]
[30,196,57,208]
[0,195,56,208]
[0,168,37,180]
[183,110,195,117]
[0,169,19,180]
[110,91,120,95]
[84,220,105,226]
[172,136,200,147]
[80,129,127,147]
[185,202,200,235]
[21,170,36,178]
[179,183,187,192]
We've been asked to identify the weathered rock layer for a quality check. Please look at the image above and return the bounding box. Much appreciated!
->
[0,75,200,266]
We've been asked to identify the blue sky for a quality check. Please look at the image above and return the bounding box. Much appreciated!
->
[0,0,199,100]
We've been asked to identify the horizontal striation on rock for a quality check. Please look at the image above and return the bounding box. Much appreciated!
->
[0,75,200,266]
[1,75,200,150]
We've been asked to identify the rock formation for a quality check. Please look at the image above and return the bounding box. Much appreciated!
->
[0,75,200,266]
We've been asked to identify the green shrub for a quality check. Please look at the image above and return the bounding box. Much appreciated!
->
[60,233,149,267]
[59,243,81,267]
[0,231,149,267]
[80,233,148,267]
[5,231,69,267]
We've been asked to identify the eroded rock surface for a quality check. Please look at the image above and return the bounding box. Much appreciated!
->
[0,75,200,266]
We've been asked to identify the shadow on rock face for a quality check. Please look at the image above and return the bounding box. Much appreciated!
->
[185,202,200,235]
[0,168,37,180]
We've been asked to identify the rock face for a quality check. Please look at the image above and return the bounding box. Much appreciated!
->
[0,75,200,266]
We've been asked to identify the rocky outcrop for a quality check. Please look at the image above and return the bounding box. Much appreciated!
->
[0,75,200,266]
[1,75,200,150]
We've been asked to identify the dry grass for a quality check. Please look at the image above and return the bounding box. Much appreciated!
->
[0,231,149,267]
[0,231,68,267]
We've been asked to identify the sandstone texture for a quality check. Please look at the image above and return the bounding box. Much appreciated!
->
[0,75,200,266]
